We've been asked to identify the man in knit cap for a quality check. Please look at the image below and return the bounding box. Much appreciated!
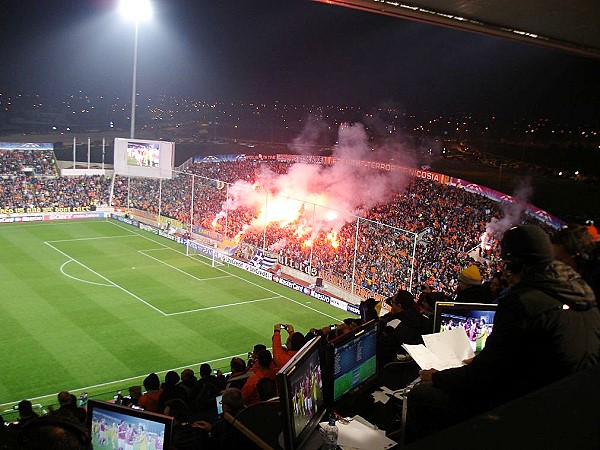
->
[406,224,600,442]
[455,265,494,303]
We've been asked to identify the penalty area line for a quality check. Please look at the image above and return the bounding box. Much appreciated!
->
[164,295,283,316]
[138,250,233,282]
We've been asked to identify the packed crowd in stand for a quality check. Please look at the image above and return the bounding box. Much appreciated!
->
[112,160,515,298]
[0,151,553,300]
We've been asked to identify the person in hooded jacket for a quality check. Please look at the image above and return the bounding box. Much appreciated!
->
[406,225,600,442]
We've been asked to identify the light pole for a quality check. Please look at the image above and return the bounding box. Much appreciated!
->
[119,0,152,139]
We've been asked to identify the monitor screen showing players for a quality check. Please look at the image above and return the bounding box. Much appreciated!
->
[434,302,497,353]
[86,400,172,450]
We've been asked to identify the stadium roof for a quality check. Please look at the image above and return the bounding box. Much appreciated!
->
[315,0,600,60]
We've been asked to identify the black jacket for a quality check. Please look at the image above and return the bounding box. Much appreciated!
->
[455,284,495,304]
[432,261,600,409]
[379,308,432,365]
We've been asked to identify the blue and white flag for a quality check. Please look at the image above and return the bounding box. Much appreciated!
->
[251,250,278,270]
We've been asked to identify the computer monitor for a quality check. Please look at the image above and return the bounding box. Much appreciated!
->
[433,302,498,352]
[327,319,378,403]
[86,399,173,450]
[276,336,328,450]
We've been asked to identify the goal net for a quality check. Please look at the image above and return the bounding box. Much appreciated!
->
[185,239,226,267]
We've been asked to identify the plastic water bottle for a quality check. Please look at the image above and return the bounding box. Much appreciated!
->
[322,416,338,450]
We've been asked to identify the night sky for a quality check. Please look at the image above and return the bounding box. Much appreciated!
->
[1,0,600,121]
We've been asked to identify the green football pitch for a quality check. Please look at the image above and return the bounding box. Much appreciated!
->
[0,219,349,415]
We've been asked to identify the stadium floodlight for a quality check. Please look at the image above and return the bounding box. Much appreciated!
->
[119,0,153,139]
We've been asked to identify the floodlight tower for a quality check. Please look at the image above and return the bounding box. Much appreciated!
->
[119,0,153,139]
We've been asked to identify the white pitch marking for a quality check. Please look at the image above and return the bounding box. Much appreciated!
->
[108,220,342,321]
[60,260,114,287]
[46,235,135,243]
[165,295,282,316]
[0,349,271,409]
[138,249,232,282]
[44,241,167,316]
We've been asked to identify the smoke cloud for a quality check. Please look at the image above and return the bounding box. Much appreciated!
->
[484,176,534,243]
[220,121,415,240]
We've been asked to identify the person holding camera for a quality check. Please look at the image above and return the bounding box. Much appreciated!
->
[272,323,306,369]
[241,350,278,406]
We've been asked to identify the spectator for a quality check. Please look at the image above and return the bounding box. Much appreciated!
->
[158,370,188,414]
[455,265,493,303]
[406,225,600,442]
[359,298,380,323]
[189,364,224,421]
[256,377,279,403]
[247,344,267,372]
[177,368,198,403]
[163,398,208,450]
[195,388,252,450]
[272,323,306,369]
[225,357,250,390]
[551,224,600,301]
[50,391,86,425]
[6,400,39,430]
[481,271,506,301]
[121,385,142,408]
[242,350,278,406]
[379,290,431,365]
[18,415,92,450]
[138,373,162,412]
[418,291,451,320]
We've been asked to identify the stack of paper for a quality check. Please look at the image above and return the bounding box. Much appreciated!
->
[402,327,475,370]
[320,415,397,450]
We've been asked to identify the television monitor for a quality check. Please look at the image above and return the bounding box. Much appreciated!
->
[433,302,498,353]
[276,336,328,450]
[86,399,173,450]
[327,319,378,403]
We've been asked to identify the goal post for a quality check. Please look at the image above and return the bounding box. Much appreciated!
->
[185,239,226,267]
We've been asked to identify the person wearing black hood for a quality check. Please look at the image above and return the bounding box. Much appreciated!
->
[406,224,600,442]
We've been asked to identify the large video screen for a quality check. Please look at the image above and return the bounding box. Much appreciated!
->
[126,141,160,168]
[114,138,174,179]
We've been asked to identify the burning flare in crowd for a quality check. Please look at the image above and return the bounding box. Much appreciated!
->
[211,122,413,249]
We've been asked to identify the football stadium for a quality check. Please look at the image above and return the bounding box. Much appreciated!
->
[2,1,600,448]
